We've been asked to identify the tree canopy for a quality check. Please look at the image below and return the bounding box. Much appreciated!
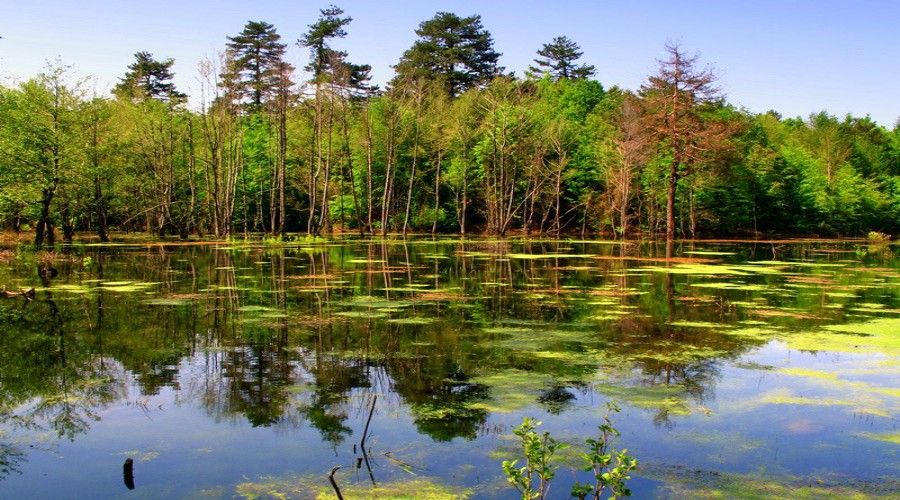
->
[393,12,502,96]
[223,20,289,109]
[0,10,897,245]
[113,51,186,103]
[530,36,596,80]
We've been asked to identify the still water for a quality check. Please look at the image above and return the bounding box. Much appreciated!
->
[0,237,897,498]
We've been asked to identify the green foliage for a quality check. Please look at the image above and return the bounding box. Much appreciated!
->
[530,36,596,80]
[501,417,568,499]
[394,12,502,96]
[502,406,637,500]
[570,403,638,500]
[0,18,898,241]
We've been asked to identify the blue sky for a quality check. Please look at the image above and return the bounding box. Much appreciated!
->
[1,0,897,125]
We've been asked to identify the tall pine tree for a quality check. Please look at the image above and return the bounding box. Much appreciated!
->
[529,36,595,80]
[222,21,288,110]
[394,12,502,96]
[114,51,185,103]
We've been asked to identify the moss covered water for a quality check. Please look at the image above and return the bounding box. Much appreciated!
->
[0,237,897,498]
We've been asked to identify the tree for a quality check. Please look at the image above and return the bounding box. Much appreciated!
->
[299,5,356,235]
[591,89,651,237]
[394,12,502,96]
[298,5,352,80]
[223,21,288,110]
[640,43,733,241]
[113,51,186,103]
[0,62,84,247]
[81,94,114,242]
[529,36,595,80]
[198,56,242,238]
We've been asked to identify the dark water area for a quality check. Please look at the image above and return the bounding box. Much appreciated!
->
[0,237,897,498]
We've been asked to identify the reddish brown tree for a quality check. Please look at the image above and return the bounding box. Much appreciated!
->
[640,43,733,241]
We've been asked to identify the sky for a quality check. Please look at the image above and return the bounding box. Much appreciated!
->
[1,0,898,125]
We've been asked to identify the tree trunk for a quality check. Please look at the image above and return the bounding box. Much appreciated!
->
[666,159,678,241]
[432,149,442,235]
[35,185,56,249]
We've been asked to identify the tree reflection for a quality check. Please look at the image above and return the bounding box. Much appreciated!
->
[0,237,798,472]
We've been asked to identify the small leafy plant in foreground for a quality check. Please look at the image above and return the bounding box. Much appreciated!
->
[502,403,638,500]
[502,417,568,499]
[571,402,638,499]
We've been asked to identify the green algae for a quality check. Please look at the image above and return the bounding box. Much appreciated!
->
[784,318,900,355]
[595,383,691,416]
[747,260,847,267]
[143,297,193,306]
[643,264,752,276]
[334,310,388,319]
[506,253,595,259]
[691,282,773,292]
[776,367,838,380]
[655,468,899,499]
[669,321,732,329]
[750,388,856,408]
[42,283,93,294]
[387,317,436,325]
[466,370,555,413]
[235,474,469,499]
[856,432,900,445]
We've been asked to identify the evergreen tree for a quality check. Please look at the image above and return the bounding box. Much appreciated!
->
[113,51,185,103]
[299,5,352,80]
[530,36,595,80]
[223,20,288,109]
[394,12,502,96]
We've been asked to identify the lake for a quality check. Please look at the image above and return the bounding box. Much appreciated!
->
[0,237,897,498]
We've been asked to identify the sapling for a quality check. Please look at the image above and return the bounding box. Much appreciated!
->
[571,402,638,499]
[502,417,568,499]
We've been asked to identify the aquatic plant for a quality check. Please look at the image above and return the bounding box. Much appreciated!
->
[502,404,637,500]
[502,417,568,499]
[570,403,638,500]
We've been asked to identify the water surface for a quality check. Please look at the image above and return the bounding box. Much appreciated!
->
[0,237,897,498]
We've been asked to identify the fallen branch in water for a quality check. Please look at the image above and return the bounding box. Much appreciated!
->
[361,394,377,448]
[328,466,343,500]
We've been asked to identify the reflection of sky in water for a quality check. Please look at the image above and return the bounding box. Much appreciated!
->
[0,239,897,498]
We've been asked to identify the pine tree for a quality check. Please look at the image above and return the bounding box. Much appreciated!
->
[530,36,595,80]
[299,5,352,80]
[114,51,185,103]
[222,20,288,110]
[394,12,502,96]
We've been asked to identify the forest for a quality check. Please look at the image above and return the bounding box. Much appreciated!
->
[1,7,899,248]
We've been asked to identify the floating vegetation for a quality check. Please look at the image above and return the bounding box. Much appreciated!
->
[747,260,847,268]
[595,383,692,416]
[143,297,193,306]
[654,467,900,499]
[99,281,159,292]
[334,310,388,319]
[784,318,900,354]
[2,238,898,498]
[690,282,772,292]
[750,388,855,408]
[466,370,555,413]
[235,474,470,499]
[669,321,732,329]
[855,432,900,445]
[387,317,436,325]
[505,253,595,259]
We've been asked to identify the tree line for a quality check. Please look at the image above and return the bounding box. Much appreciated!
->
[1,7,898,248]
